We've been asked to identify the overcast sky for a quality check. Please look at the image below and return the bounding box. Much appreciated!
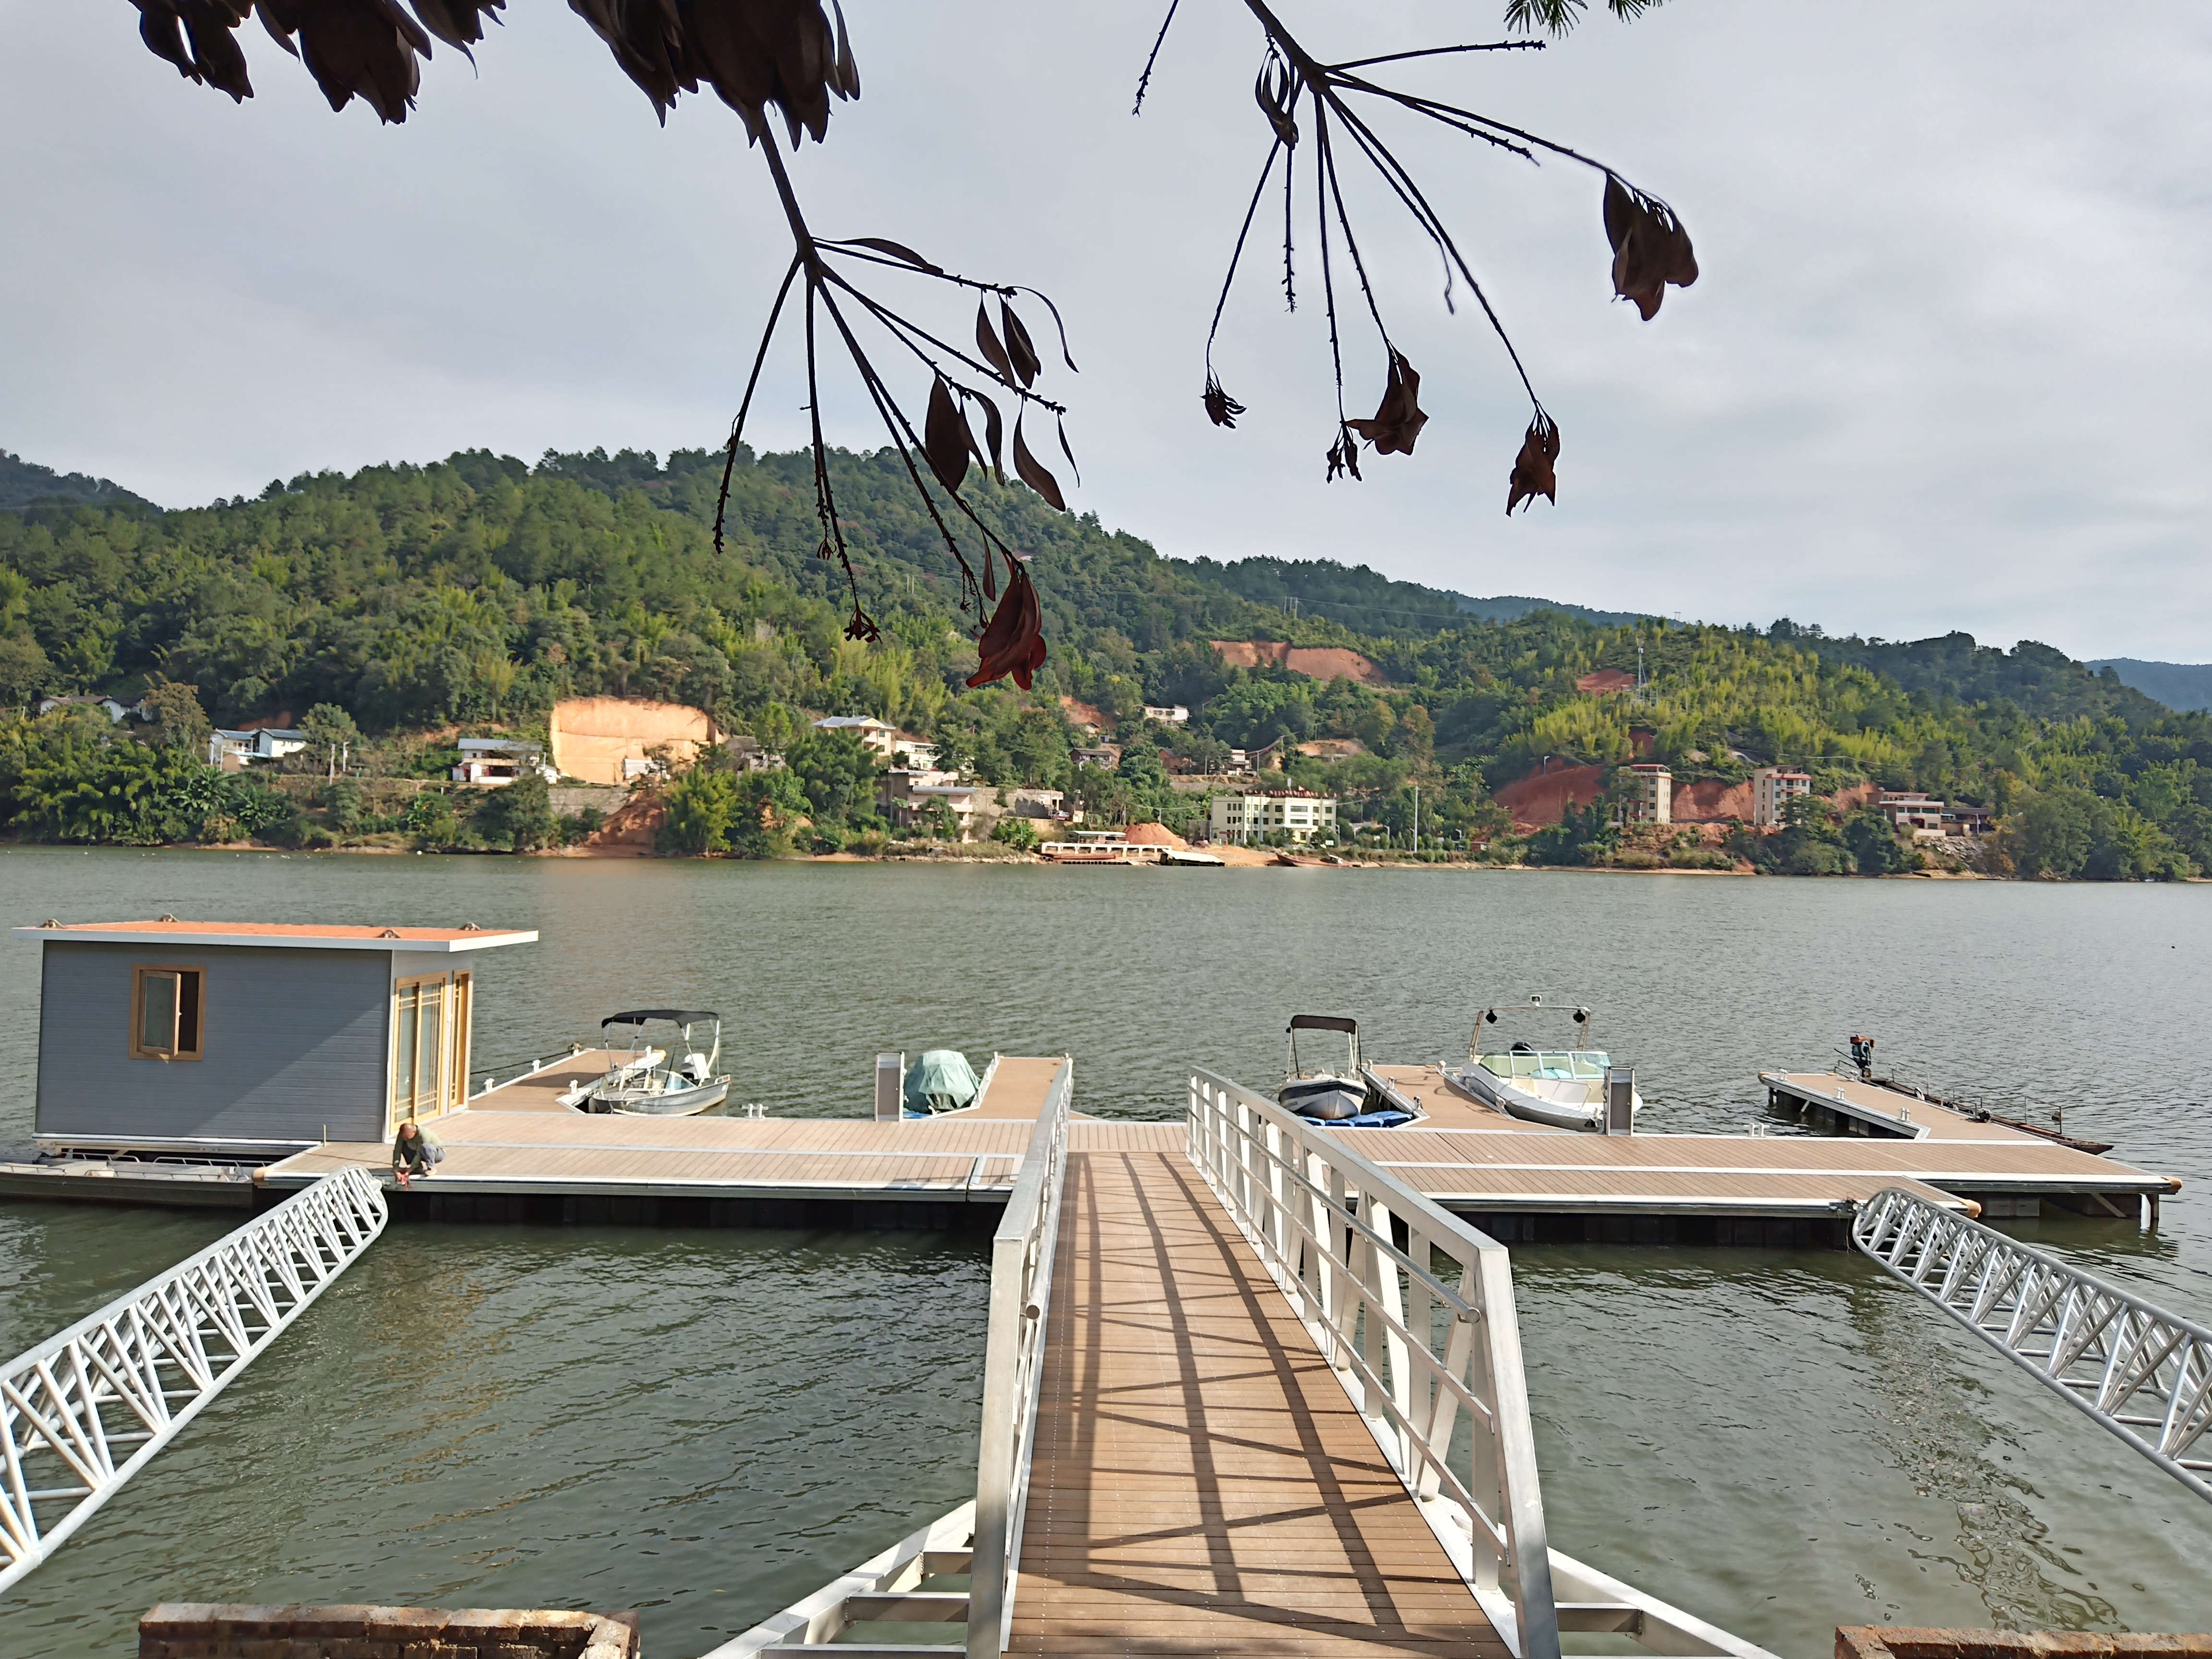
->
[3,2,2208,661]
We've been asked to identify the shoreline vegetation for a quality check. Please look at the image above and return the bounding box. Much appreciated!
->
[3,444,2208,885]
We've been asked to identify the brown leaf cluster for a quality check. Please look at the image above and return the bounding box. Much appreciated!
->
[1202,372,1245,430]
[129,0,857,139]
[1506,412,1561,516]
[571,0,859,141]
[131,1,510,122]
[1346,350,1428,457]
[965,557,1047,692]
[1602,174,1697,321]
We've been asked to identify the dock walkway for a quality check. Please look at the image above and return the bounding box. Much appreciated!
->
[1011,1147,1506,1657]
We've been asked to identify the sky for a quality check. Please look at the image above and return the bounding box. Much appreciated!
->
[3,2,2209,661]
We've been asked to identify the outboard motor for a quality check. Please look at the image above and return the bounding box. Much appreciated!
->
[680,1053,710,1084]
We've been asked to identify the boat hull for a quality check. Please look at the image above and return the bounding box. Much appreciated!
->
[1450,1065,1639,1133]
[1280,1075,1369,1122]
[577,1080,730,1117]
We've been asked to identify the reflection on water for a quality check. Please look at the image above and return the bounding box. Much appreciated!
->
[0,849,2209,1656]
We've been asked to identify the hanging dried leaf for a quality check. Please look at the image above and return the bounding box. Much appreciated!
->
[1254,49,1298,148]
[829,0,859,97]
[1056,416,1082,487]
[846,236,942,273]
[976,389,1006,481]
[982,542,998,601]
[1506,411,1561,516]
[1202,372,1246,429]
[1012,416,1066,511]
[133,0,256,102]
[923,375,972,494]
[1325,427,1362,482]
[975,302,1015,385]
[966,557,1048,690]
[1345,350,1428,456]
[1000,301,1040,388]
[1601,174,1696,321]
[568,0,694,124]
[257,0,434,122]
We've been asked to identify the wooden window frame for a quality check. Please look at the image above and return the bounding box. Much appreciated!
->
[129,964,206,1061]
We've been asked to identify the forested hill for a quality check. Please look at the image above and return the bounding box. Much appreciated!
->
[2,441,2209,878]
[2090,658,2212,714]
[0,449,158,515]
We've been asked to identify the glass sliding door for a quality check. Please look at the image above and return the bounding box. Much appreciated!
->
[389,972,470,1131]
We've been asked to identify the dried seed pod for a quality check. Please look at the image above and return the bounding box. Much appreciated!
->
[1601,173,1696,320]
[975,302,1016,385]
[1506,412,1561,516]
[966,557,1048,690]
[1202,373,1246,430]
[1000,301,1041,388]
[923,375,972,493]
[1012,415,1065,511]
[1345,350,1427,456]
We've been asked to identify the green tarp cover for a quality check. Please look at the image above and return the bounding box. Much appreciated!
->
[904,1049,982,1115]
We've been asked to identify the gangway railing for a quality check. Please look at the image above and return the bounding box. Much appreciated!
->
[0,1167,386,1596]
[704,1062,1071,1659]
[1188,1070,1774,1659]
[964,1058,1070,1659]
[1853,1186,2212,1503]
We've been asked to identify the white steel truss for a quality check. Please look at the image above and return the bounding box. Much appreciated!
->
[1853,1186,2212,1503]
[0,1168,387,1594]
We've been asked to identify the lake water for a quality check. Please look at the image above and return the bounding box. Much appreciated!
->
[1,848,2209,1656]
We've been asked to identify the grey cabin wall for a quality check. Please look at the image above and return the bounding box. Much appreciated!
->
[36,942,391,1145]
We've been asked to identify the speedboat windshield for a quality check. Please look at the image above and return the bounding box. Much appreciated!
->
[1478,1050,1611,1081]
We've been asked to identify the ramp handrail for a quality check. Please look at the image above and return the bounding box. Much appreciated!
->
[1854,1186,2212,1503]
[0,1167,387,1596]
[965,1059,1072,1659]
[1186,1070,1562,1659]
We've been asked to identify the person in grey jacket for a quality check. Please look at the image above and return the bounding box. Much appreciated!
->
[391,1120,444,1188]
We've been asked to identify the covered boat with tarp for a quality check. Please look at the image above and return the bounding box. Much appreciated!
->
[561,1010,730,1116]
[903,1049,983,1117]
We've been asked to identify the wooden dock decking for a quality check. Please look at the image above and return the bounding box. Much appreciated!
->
[240,1058,2178,1238]
[1011,1148,1507,1657]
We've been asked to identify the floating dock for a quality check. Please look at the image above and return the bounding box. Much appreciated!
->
[6,1051,2178,1246]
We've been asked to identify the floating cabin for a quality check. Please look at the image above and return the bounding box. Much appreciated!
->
[16,920,536,1158]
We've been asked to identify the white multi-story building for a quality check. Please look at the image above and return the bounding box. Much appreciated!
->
[811,715,900,758]
[1751,767,1812,828]
[1619,763,1672,825]
[1209,791,1338,845]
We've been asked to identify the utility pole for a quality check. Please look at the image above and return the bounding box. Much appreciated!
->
[1412,784,1419,854]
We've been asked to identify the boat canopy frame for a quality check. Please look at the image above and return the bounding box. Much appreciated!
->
[1470,997,1596,1061]
[1286,1014,1360,1082]
[601,1009,721,1028]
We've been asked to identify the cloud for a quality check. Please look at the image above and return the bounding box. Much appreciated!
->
[2,1,2208,659]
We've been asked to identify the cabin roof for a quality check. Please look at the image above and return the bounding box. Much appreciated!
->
[13,920,537,953]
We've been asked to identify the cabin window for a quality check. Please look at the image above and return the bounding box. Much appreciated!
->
[390,971,471,1130]
[130,966,204,1060]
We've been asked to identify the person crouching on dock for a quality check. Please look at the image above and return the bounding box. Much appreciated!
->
[392,1120,445,1188]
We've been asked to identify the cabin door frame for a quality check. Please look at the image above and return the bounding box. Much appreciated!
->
[388,969,472,1134]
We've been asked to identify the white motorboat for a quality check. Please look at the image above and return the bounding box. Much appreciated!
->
[562,1010,731,1116]
[1444,997,1641,1133]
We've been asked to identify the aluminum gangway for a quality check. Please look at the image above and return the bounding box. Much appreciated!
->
[1853,1185,2212,1503]
[0,1167,387,1595]
[709,1068,1770,1659]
